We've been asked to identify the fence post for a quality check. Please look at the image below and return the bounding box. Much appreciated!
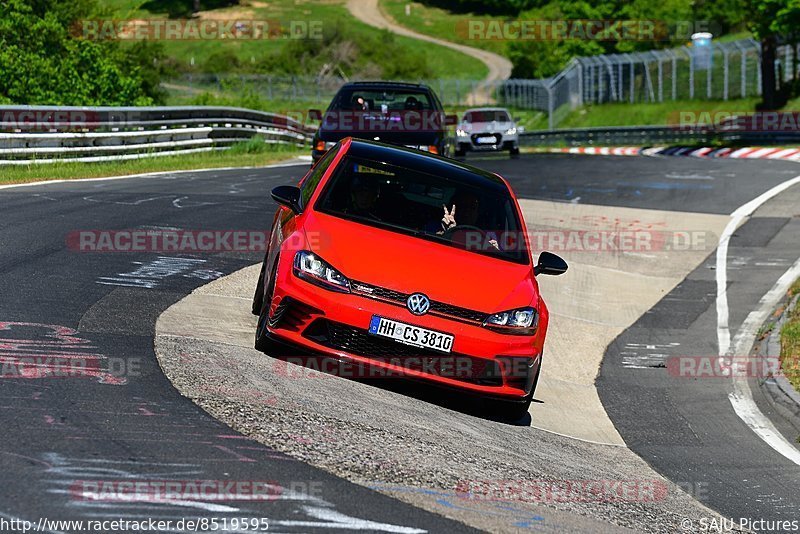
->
[739,43,747,97]
[672,54,677,100]
[600,57,616,101]
[756,41,762,96]
[629,58,635,103]
[546,85,554,130]
[656,53,663,102]
[689,53,694,99]
[596,64,605,104]
[722,46,729,100]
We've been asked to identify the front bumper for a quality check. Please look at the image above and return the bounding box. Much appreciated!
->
[456,132,519,152]
[266,264,541,400]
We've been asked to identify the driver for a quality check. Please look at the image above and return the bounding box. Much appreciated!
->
[344,175,381,220]
[437,191,499,250]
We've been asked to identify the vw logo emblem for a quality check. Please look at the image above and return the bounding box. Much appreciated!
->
[407,293,430,315]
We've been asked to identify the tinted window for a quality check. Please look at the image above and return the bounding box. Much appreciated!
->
[463,110,511,123]
[301,147,337,207]
[316,156,528,264]
[332,88,435,112]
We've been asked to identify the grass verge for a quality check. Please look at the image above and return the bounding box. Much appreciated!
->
[0,142,306,186]
[780,280,800,393]
[552,99,763,129]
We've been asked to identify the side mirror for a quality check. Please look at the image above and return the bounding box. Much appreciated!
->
[534,251,568,276]
[308,109,322,122]
[271,185,303,214]
[445,114,459,126]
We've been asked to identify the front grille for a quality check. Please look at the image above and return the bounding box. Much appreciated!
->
[303,319,502,386]
[350,280,487,324]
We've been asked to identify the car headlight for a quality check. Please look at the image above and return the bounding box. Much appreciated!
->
[483,307,538,335]
[293,251,350,292]
[456,128,468,137]
[505,127,517,135]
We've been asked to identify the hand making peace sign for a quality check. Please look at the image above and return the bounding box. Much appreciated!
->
[441,204,457,232]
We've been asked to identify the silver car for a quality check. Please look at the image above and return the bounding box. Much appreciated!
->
[454,107,520,158]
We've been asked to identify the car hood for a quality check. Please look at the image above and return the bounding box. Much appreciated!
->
[303,212,537,314]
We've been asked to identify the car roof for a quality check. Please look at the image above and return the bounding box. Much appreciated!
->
[339,81,432,91]
[463,107,511,113]
[343,138,509,191]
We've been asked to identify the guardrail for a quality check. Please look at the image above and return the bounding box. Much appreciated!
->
[520,124,800,147]
[520,125,714,147]
[4,106,799,164]
[0,106,315,165]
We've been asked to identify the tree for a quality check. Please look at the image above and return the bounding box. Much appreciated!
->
[745,0,800,109]
[0,0,164,105]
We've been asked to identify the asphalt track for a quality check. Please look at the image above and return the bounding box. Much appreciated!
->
[0,153,799,531]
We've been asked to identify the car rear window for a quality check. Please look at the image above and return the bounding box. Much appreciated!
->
[315,156,529,264]
[463,110,511,123]
[331,88,435,112]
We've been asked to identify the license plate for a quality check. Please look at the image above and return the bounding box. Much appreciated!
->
[476,136,496,144]
[368,315,454,353]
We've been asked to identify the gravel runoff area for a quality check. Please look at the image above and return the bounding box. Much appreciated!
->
[154,265,739,534]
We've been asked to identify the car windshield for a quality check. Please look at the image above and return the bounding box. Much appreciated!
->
[463,110,511,123]
[316,156,528,264]
[332,88,435,112]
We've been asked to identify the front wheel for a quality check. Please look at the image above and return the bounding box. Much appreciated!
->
[255,261,279,352]
[252,259,267,315]
[509,146,520,158]
[486,361,540,421]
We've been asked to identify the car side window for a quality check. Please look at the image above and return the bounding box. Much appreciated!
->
[301,148,337,207]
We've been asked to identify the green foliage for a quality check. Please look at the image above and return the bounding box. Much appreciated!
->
[251,21,433,79]
[693,0,748,35]
[0,0,165,105]
[506,0,745,78]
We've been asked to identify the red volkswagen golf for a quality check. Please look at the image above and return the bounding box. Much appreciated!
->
[252,138,567,419]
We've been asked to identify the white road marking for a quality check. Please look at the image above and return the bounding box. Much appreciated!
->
[621,342,681,369]
[715,173,800,465]
[272,506,426,533]
[728,256,800,464]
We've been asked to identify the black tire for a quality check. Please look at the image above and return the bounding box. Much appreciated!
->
[455,148,466,158]
[510,146,520,158]
[486,360,540,421]
[254,261,279,352]
[251,259,267,316]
